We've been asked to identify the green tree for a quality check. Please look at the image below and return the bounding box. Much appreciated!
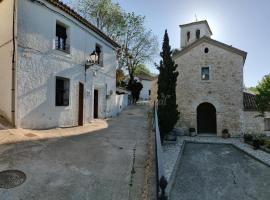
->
[68,1,158,79]
[157,30,179,142]
[256,74,270,115]
[116,68,126,87]
[70,0,126,40]
[134,64,151,76]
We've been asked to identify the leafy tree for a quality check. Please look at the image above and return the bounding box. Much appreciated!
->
[116,68,126,87]
[69,0,126,40]
[134,64,151,76]
[68,0,158,80]
[157,30,179,141]
[248,87,258,94]
[122,12,158,80]
[255,74,270,115]
[127,79,143,103]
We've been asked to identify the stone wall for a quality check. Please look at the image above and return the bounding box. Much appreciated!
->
[180,23,211,48]
[174,41,244,136]
[243,111,270,135]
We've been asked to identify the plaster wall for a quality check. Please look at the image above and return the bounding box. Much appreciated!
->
[16,0,117,129]
[0,0,14,122]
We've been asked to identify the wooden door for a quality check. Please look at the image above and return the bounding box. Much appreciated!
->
[94,90,98,119]
[78,83,84,126]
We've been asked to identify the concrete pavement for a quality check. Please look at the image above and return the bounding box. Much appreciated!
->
[0,105,149,200]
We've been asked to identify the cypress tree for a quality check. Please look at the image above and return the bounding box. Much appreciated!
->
[157,30,179,141]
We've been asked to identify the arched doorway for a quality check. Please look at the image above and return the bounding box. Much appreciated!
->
[197,102,217,134]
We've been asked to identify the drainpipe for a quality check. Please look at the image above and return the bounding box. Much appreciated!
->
[11,0,16,126]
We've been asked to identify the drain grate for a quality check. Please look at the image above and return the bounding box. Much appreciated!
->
[0,170,26,189]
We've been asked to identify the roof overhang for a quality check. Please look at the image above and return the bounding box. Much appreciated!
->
[43,0,121,49]
[173,36,247,64]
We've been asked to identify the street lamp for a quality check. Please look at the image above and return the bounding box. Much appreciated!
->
[84,51,99,81]
[85,51,99,71]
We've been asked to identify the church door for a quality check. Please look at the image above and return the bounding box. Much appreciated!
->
[197,102,217,134]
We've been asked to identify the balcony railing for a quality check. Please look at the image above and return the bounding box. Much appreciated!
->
[55,38,70,54]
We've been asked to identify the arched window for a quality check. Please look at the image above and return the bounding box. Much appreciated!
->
[196,29,200,39]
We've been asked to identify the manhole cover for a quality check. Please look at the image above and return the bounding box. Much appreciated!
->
[0,170,26,189]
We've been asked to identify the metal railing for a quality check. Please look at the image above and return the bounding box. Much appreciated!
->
[55,38,70,54]
[153,101,168,200]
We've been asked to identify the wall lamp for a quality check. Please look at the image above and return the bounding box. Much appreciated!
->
[85,51,99,71]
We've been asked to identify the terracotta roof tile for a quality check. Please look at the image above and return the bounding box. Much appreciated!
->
[44,0,120,48]
[243,92,258,111]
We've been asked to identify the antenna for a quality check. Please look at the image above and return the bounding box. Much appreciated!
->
[195,14,198,22]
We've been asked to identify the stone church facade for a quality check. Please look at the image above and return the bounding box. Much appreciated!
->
[173,20,270,136]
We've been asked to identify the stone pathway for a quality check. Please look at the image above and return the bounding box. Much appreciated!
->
[162,136,270,199]
[170,142,270,200]
[0,105,149,200]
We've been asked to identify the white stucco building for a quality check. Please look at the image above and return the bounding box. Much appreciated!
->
[0,0,121,129]
[135,73,157,100]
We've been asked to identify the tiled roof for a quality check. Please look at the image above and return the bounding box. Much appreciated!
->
[243,92,258,111]
[44,0,120,48]
[173,36,247,63]
[135,73,157,81]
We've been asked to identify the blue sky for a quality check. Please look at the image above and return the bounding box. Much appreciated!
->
[110,0,270,87]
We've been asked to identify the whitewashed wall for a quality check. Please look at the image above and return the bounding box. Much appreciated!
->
[0,0,14,123]
[139,80,152,100]
[16,0,117,129]
[115,94,129,114]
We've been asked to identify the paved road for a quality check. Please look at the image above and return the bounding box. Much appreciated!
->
[170,142,270,200]
[0,105,148,200]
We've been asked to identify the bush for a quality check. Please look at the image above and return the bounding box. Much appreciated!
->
[253,139,260,150]
[244,134,253,142]
[222,129,229,134]
[189,128,196,133]
[265,141,270,149]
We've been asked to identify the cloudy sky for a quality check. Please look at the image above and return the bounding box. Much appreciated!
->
[111,0,270,87]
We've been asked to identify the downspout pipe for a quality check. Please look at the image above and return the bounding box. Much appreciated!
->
[11,0,16,126]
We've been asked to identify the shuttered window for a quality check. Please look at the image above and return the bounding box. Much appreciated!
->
[55,77,70,106]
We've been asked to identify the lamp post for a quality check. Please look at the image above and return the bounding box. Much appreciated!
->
[85,51,99,81]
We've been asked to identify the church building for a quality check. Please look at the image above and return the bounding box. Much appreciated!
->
[173,20,270,136]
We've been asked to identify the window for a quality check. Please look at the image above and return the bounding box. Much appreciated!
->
[201,67,210,80]
[149,90,151,96]
[196,29,200,39]
[55,77,70,106]
[55,23,70,53]
[204,47,209,53]
[265,118,270,131]
[187,31,190,42]
[96,44,103,66]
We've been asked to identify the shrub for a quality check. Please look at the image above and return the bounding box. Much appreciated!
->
[222,129,229,134]
[189,128,196,133]
[253,139,260,150]
[244,134,253,142]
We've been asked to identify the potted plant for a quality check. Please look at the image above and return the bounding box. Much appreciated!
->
[253,137,260,150]
[243,134,253,143]
[189,128,196,137]
[222,129,230,139]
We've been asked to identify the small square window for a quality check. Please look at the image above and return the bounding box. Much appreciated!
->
[265,118,270,131]
[201,67,210,80]
[55,77,70,106]
[55,23,70,53]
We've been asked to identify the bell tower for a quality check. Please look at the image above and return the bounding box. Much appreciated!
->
[180,20,212,49]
